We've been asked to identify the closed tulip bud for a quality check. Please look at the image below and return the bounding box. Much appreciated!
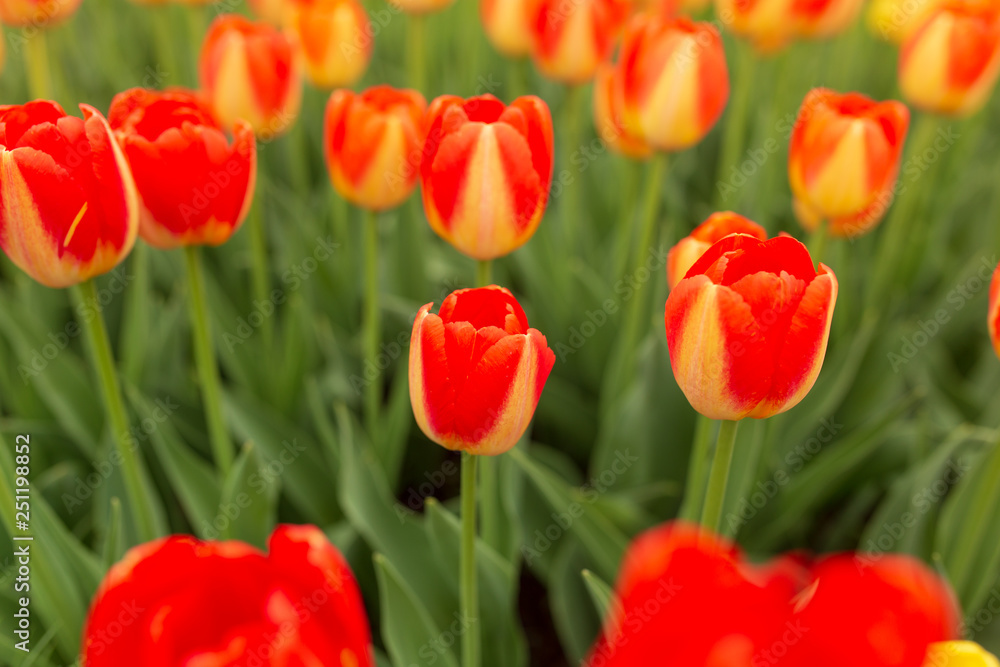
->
[248,0,292,24]
[481,0,536,57]
[788,88,910,238]
[664,235,837,420]
[108,88,257,249]
[324,86,428,211]
[290,0,372,88]
[990,261,999,359]
[82,525,375,666]
[715,0,798,51]
[667,212,766,289]
[797,0,866,39]
[420,94,553,260]
[0,0,80,26]
[867,0,945,43]
[530,0,631,84]
[592,63,652,159]
[199,15,303,138]
[924,642,1000,667]
[388,0,455,14]
[617,15,729,152]
[409,286,555,456]
[0,101,139,288]
[899,0,1000,117]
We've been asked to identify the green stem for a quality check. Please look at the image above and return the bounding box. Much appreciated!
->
[475,258,501,551]
[476,260,492,288]
[808,220,829,266]
[185,246,234,476]
[72,280,161,542]
[151,8,179,86]
[407,15,427,93]
[700,419,740,534]
[24,29,52,100]
[714,44,757,209]
[560,84,584,249]
[948,429,1000,594]
[119,242,150,384]
[679,414,714,521]
[461,452,480,667]
[248,191,273,350]
[364,209,381,441]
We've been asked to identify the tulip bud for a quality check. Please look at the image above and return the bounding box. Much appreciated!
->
[664,235,837,420]
[409,286,555,456]
[667,212,766,289]
[249,0,292,24]
[324,86,428,211]
[989,261,999,359]
[899,0,1000,117]
[82,525,375,666]
[867,0,945,43]
[481,0,536,57]
[788,88,910,238]
[592,63,652,159]
[924,642,1000,667]
[199,15,303,138]
[530,0,631,84]
[388,0,455,14]
[290,0,373,88]
[714,0,798,51]
[420,94,553,260]
[0,101,139,288]
[617,15,729,152]
[0,0,81,27]
[797,0,867,40]
[108,88,257,249]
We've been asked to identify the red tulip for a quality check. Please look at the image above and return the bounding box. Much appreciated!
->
[199,15,303,138]
[290,0,373,89]
[0,0,81,27]
[420,94,553,260]
[989,260,999,359]
[529,0,631,84]
[0,101,139,288]
[667,212,767,289]
[788,88,910,238]
[409,286,555,456]
[716,0,864,51]
[324,85,428,211]
[82,525,374,666]
[664,235,837,420]
[108,88,257,249]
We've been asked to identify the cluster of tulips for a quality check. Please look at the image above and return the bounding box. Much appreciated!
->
[3,0,1000,659]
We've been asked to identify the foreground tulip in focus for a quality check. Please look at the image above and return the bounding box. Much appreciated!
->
[409,286,555,455]
[420,94,554,260]
[0,100,139,288]
[667,212,767,289]
[82,525,374,665]
[108,88,257,249]
[664,234,837,420]
[788,88,910,238]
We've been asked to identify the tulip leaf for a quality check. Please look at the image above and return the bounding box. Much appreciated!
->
[581,569,621,623]
[217,441,280,549]
[549,539,603,664]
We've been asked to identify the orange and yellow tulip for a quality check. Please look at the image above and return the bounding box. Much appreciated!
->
[592,63,652,159]
[716,0,863,51]
[0,101,139,288]
[389,0,454,14]
[867,0,945,43]
[324,85,427,211]
[481,0,536,57]
[0,0,81,27]
[420,94,553,260]
[290,0,372,88]
[990,261,1000,359]
[667,212,766,289]
[529,0,631,84]
[664,234,837,420]
[924,642,1000,667]
[788,88,910,238]
[409,286,556,456]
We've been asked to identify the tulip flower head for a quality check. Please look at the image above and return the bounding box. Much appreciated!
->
[899,0,1000,117]
[82,525,374,666]
[108,88,257,249]
[409,286,556,456]
[530,0,631,84]
[717,0,864,50]
[420,94,554,260]
[867,0,946,43]
[388,0,455,14]
[924,642,1000,667]
[797,0,867,39]
[592,63,653,159]
[290,0,373,89]
[248,0,292,24]
[989,261,999,359]
[481,0,536,56]
[667,212,767,289]
[324,86,427,211]
[664,234,837,420]
[788,88,910,238]
[0,0,81,27]
[199,15,303,138]
[0,101,139,288]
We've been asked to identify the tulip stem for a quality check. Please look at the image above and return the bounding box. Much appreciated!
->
[24,29,53,100]
[364,209,382,443]
[407,15,427,94]
[185,246,234,477]
[561,84,584,252]
[475,259,502,553]
[460,451,481,667]
[476,260,492,288]
[679,414,714,521]
[700,419,739,534]
[73,280,162,542]
[808,220,829,266]
[714,44,756,209]
[248,194,274,350]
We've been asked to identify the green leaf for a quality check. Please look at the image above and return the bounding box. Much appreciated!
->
[581,569,621,623]
[218,442,280,548]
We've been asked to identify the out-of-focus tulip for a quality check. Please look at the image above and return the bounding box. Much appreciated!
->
[389,0,455,14]
[989,261,1000,359]
[716,0,863,51]
[592,63,652,159]
[0,101,139,288]
[420,94,553,260]
[199,15,303,138]
[0,0,81,27]
[664,235,837,420]
[290,0,372,88]
[867,0,945,43]
[481,0,536,57]
[788,88,910,238]
[899,0,1000,117]
[82,525,374,666]
[666,212,766,288]
[529,0,631,84]
[108,88,257,249]
[616,15,729,152]
[409,286,555,456]
[324,85,427,211]
[249,0,292,24]
[924,642,1000,667]
[797,0,867,39]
